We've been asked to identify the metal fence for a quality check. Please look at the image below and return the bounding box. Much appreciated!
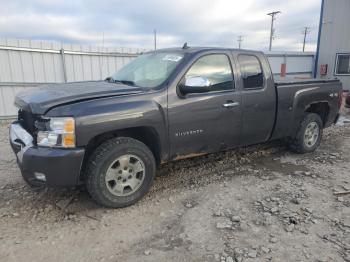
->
[0,39,146,118]
[266,51,315,78]
[0,38,315,119]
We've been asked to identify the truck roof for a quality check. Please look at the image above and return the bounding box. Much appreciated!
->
[144,46,264,55]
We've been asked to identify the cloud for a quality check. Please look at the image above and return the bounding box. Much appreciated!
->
[0,0,321,51]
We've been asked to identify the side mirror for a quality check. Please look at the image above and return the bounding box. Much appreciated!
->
[179,76,212,95]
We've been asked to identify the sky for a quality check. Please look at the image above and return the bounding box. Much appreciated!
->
[0,0,322,52]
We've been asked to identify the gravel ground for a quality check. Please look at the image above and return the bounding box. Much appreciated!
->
[1,110,350,262]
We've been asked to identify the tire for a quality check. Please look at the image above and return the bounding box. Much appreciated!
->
[288,113,323,154]
[85,137,156,208]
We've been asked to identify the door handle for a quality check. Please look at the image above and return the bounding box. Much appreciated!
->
[222,101,240,109]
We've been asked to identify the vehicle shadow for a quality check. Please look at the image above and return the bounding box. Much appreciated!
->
[1,140,287,218]
[2,130,344,221]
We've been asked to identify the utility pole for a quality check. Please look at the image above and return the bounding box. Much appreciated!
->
[237,35,243,49]
[267,11,281,51]
[153,29,157,50]
[302,27,311,52]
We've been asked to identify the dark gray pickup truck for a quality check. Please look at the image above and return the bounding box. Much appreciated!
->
[10,47,342,207]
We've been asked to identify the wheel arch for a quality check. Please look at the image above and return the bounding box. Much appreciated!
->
[80,126,162,182]
[305,102,330,126]
[291,100,330,137]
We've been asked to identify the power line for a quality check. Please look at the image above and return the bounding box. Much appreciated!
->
[267,11,281,51]
[302,26,311,52]
[237,35,243,49]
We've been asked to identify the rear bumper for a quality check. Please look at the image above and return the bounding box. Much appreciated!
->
[10,123,85,187]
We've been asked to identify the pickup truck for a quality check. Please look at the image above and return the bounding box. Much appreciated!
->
[9,47,342,208]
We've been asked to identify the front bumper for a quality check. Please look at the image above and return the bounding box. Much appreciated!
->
[334,113,340,124]
[10,122,85,187]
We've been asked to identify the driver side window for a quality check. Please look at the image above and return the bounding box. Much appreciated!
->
[184,54,234,92]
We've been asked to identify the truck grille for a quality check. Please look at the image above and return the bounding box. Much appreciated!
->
[18,109,36,135]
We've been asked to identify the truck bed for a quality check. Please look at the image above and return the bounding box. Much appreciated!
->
[271,78,342,141]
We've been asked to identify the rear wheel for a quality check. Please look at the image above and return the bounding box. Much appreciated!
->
[289,113,323,154]
[85,137,156,208]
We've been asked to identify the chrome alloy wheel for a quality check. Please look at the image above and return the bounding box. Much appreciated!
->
[105,154,145,196]
[304,121,319,148]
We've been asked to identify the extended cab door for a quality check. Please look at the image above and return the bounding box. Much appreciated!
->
[167,51,242,159]
[234,52,276,145]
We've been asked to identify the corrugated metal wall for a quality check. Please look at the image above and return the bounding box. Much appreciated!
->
[266,52,315,78]
[0,38,146,118]
[317,0,350,90]
[0,38,315,119]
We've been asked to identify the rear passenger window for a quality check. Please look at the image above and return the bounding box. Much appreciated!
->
[238,55,264,89]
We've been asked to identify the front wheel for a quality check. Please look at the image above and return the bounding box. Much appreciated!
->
[85,137,156,208]
[288,113,323,154]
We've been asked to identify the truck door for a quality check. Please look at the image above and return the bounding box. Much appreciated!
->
[168,52,242,159]
[235,53,276,145]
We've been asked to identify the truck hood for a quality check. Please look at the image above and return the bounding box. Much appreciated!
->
[15,81,144,114]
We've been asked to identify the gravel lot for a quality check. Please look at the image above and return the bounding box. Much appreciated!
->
[1,110,350,262]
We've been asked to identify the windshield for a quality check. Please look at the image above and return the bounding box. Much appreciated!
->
[110,52,184,88]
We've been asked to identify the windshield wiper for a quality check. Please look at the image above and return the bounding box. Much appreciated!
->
[113,79,136,86]
[105,76,115,82]
[106,77,136,86]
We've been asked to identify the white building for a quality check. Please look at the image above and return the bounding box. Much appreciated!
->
[315,0,350,90]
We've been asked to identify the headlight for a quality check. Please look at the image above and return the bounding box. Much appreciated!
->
[37,117,75,148]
